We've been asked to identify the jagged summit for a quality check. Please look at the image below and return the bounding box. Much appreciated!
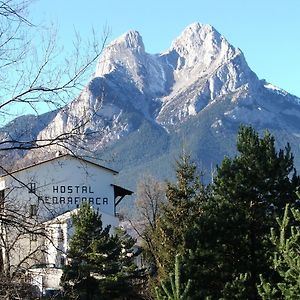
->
[95,30,145,78]
[2,22,300,182]
[171,22,221,48]
[109,30,145,51]
[168,22,239,72]
[36,22,300,144]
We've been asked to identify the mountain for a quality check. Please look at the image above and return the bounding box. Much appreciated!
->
[1,23,300,189]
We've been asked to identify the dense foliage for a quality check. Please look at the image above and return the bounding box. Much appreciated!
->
[155,255,191,300]
[61,202,142,300]
[143,126,300,300]
[258,204,300,299]
[211,126,300,299]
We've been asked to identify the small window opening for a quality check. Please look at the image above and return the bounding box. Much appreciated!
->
[29,204,37,217]
[28,182,36,193]
[0,190,4,210]
[60,257,65,267]
[30,233,37,241]
[58,228,64,243]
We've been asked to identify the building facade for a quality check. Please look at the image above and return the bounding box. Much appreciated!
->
[0,154,132,294]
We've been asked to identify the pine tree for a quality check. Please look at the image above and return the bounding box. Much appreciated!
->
[151,154,208,280]
[144,128,300,299]
[155,255,192,300]
[143,154,213,299]
[211,126,300,299]
[61,202,141,300]
[258,204,300,299]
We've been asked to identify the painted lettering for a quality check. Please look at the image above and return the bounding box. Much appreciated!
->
[60,197,65,204]
[74,197,80,204]
[45,196,50,204]
[88,197,94,204]
[60,186,66,193]
[38,196,44,204]
[67,186,73,193]
[75,186,80,193]
[89,186,94,193]
[53,197,58,204]
[67,197,72,204]
[53,186,59,193]
[82,186,87,193]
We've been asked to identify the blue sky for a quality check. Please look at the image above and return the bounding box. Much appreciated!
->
[30,0,300,97]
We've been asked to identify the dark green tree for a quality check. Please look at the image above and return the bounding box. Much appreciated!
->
[144,154,213,299]
[144,127,300,299]
[151,154,208,280]
[211,126,300,299]
[61,202,142,300]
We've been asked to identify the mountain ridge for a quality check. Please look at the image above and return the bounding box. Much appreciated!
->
[1,23,300,188]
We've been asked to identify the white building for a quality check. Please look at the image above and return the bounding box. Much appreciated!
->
[0,154,133,294]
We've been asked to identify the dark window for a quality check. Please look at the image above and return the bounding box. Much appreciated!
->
[0,190,4,210]
[28,182,36,193]
[58,228,64,242]
[30,233,37,241]
[29,204,37,217]
[60,257,65,266]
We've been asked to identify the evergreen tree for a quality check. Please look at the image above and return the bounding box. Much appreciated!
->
[211,126,300,299]
[145,154,213,299]
[61,202,141,300]
[145,127,300,299]
[155,255,192,300]
[151,154,208,280]
[258,204,300,299]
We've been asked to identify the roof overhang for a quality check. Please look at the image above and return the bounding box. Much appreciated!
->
[111,184,133,207]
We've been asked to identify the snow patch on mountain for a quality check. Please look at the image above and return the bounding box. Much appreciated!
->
[224,105,277,125]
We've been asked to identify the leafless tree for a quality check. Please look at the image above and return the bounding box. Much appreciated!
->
[127,175,165,269]
[0,192,59,299]
[0,1,109,297]
[0,0,108,157]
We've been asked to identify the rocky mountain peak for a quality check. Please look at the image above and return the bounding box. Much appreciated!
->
[106,30,145,52]
[121,30,145,50]
[2,23,300,181]
[172,22,218,46]
[94,30,145,78]
[169,23,238,72]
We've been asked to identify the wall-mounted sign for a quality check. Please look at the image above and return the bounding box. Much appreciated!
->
[37,185,109,206]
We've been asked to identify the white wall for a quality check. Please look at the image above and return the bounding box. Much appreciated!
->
[0,156,123,274]
[1,156,117,221]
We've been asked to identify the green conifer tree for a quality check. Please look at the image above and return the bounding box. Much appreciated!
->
[151,154,208,280]
[155,255,191,300]
[258,203,300,299]
[144,154,213,299]
[211,126,300,299]
[61,202,141,300]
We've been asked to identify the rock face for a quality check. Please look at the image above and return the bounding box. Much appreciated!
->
[2,23,300,185]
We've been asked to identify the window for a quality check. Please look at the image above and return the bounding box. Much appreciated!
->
[30,232,37,241]
[0,190,4,210]
[58,228,64,243]
[28,182,36,193]
[29,204,37,217]
[60,257,65,267]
